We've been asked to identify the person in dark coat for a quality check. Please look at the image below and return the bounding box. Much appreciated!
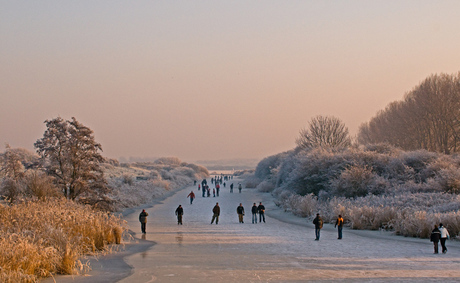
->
[257,202,265,223]
[251,203,258,224]
[175,205,184,225]
[335,215,344,239]
[230,183,234,193]
[211,203,220,224]
[313,213,323,240]
[237,203,245,223]
[139,209,148,234]
[430,224,441,254]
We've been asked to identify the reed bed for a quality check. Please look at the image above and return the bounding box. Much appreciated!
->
[0,198,126,282]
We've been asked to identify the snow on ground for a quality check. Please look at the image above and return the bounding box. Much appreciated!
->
[44,178,460,282]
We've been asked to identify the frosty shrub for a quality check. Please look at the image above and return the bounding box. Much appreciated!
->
[0,198,126,282]
[122,174,134,185]
[293,194,318,218]
[436,167,460,193]
[256,180,275,192]
[23,170,61,200]
[0,178,22,203]
[244,175,261,188]
[330,165,374,198]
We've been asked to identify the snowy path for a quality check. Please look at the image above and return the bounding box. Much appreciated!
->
[117,179,460,283]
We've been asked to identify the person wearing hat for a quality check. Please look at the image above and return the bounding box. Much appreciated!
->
[313,213,323,240]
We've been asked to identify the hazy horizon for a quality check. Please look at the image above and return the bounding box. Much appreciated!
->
[2,1,460,162]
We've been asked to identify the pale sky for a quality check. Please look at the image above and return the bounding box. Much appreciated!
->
[1,1,460,162]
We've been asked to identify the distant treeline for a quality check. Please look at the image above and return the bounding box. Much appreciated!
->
[358,72,460,154]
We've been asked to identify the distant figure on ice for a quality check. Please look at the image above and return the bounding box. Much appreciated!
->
[237,203,245,223]
[313,213,323,240]
[251,203,258,224]
[257,202,265,223]
[213,188,216,197]
[187,191,195,204]
[207,187,211,197]
[194,180,197,186]
[230,183,234,193]
[216,183,220,197]
[198,184,200,190]
[439,223,450,253]
[139,209,148,234]
[335,215,344,239]
[430,224,441,254]
[175,205,184,225]
[238,183,242,193]
[211,203,220,225]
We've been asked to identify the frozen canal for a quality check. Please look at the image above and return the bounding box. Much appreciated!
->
[43,178,460,282]
[118,178,460,283]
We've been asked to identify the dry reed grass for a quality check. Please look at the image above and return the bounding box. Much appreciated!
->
[0,198,126,282]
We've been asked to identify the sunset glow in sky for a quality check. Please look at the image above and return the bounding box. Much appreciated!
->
[2,1,460,162]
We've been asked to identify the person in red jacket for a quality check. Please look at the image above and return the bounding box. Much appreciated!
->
[187,191,195,204]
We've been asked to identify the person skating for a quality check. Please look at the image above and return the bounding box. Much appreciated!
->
[237,203,245,223]
[335,215,344,239]
[313,213,323,240]
[257,202,265,223]
[207,187,211,197]
[187,191,195,204]
[251,203,258,224]
[230,183,233,193]
[211,203,220,224]
[238,183,242,193]
[213,188,216,197]
[430,224,441,254]
[175,205,184,225]
[216,183,220,197]
[139,209,148,234]
[439,223,450,253]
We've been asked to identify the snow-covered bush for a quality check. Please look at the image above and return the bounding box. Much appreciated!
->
[106,158,209,210]
[255,145,460,238]
[244,175,262,188]
[256,180,275,192]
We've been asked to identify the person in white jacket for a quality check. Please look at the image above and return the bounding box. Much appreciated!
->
[439,223,450,254]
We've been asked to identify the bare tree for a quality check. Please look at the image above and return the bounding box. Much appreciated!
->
[358,72,460,154]
[296,116,351,150]
[34,117,111,207]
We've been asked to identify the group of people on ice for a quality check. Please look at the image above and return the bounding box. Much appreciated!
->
[197,177,242,197]
[233,202,266,224]
[140,178,453,254]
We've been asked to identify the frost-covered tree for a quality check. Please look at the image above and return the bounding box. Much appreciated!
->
[0,144,26,202]
[34,117,111,207]
[296,115,351,150]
